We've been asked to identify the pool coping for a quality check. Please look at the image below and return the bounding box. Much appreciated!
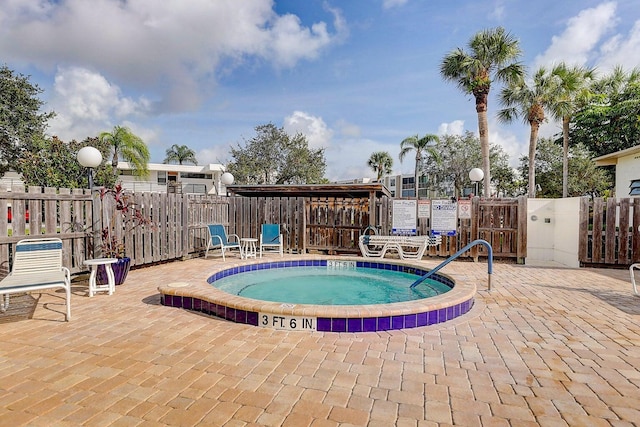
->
[158,255,477,332]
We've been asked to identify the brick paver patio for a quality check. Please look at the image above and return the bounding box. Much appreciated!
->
[1,255,638,426]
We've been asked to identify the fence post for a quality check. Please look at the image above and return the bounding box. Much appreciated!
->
[516,196,527,264]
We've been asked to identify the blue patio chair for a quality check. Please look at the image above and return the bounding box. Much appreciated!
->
[260,224,283,257]
[205,224,241,261]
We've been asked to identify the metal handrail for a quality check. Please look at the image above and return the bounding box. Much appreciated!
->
[410,239,493,290]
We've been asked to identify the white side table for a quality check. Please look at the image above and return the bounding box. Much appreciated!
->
[240,238,258,259]
[84,258,118,297]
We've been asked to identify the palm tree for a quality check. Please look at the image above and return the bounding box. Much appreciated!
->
[399,134,440,199]
[164,144,198,165]
[440,27,524,196]
[367,151,394,181]
[548,63,595,197]
[498,66,556,198]
[99,126,150,178]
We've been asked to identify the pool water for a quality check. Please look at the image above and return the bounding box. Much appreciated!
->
[212,266,452,305]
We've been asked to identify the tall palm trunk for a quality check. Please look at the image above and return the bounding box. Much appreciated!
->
[476,109,490,197]
[562,116,570,198]
[528,123,540,198]
[414,153,421,199]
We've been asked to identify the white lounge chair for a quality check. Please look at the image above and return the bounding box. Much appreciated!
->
[205,224,241,261]
[0,238,71,321]
[260,224,283,257]
[358,234,442,260]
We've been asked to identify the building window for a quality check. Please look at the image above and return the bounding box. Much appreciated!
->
[180,172,212,179]
[629,179,640,196]
[157,171,167,185]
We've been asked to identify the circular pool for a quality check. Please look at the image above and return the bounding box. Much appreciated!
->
[158,257,476,332]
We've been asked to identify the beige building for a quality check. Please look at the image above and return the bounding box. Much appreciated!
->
[594,145,640,197]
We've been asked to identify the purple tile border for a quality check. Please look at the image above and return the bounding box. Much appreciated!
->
[162,258,474,332]
[161,294,474,332]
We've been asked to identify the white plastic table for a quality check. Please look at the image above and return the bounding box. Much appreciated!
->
[84,258,118,297]
[240,238,258,259]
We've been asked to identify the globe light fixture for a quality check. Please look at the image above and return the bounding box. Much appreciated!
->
[77,146,103,190]
[220,172,234,186]
[469,168,484,197]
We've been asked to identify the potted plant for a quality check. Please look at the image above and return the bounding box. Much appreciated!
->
[95,183,152,285]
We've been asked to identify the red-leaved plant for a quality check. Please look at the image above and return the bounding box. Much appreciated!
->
[99,183,152,258]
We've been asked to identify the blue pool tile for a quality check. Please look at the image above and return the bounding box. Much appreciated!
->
[446,306,454,321]
[347,318,362,332]
[427,310,438,325]
[317,318,331,332]
[215,304,226,318]
[246,311,258,326]
[331,318,347,332]
[226,307,236,321]
[182,297,193,310]
[404,314,417,328]
[391,315,404,330]
[417,312,428,327]
[377,316,391,331]
[235,309,247,324]
[363,317,377,332]
[193,299,202,311]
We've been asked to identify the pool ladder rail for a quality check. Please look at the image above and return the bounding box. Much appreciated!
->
[410,239,493,290]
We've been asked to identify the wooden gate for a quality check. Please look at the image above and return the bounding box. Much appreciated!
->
[579,197,640,266]
[306,197,370,254]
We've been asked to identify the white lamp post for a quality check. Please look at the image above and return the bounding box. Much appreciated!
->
[469,168,484,198]
[77,146,103,190]
[219,172,234,196]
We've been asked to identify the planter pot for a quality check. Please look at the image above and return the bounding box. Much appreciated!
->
[97,257,131,286]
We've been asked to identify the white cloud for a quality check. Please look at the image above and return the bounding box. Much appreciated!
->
[48,66,151,141]
[0,0,346,113]
[336,119,361,138]
[382,0,409,9]
[597,19,640,71]
[488,1,506,21]
[197,147,230,166]
[438,120,465,136]
[533,2,618,68]
[283,111,333,149]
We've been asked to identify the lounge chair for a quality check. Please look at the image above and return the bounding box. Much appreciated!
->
[359,234,442,260]
[260,224,283,257]
[629,263,640,295]
[205,224,241,261]
[0,238,71,321]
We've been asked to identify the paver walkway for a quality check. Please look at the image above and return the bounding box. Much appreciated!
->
[0,256,639,426]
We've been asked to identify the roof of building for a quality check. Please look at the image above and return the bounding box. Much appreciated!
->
[593,145,640,166]
[226,183,392,198]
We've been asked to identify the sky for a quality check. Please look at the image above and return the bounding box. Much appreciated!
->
[1,0,640,181]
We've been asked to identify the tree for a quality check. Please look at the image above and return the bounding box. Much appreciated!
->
[518,137,612,198]
[367,151,394,181]
[440,27,523,197]
[163,144,198,165]
[498,66,557,197]
[226,123,326,185]
[428,131,516,198]
[18,136,116,189]
[571,66,640,157]
[99,126,150,178]
[0,65,55,175]
[399,134,440,198]
[548,63,595,198]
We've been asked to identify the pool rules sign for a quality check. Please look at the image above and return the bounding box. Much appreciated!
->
[431,199,458,236]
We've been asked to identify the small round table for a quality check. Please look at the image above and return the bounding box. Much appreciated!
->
[240,238,258,259]
[84,258,118,297]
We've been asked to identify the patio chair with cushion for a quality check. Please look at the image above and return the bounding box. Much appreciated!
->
[205,224,241,261]
[260,224,283,257]
[0,238,71,321]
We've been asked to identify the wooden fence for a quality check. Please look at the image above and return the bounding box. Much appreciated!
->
[579,197,640,266]
[1,186,527,278]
